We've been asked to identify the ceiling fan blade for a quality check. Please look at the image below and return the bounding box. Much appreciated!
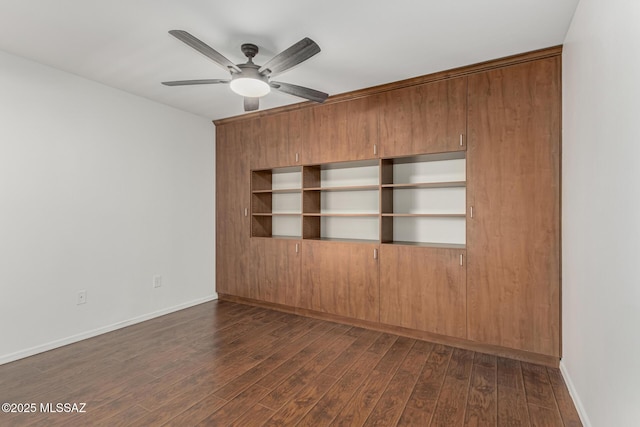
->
[168,30,242,74]
[162,79,230,86]
[258,37,320,76]
[270,81,328,103]
[244,97,259,111]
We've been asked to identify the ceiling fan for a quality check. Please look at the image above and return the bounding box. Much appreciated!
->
[162,30,329,112]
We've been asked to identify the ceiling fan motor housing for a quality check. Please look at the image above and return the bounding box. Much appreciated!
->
[240,43,259,59]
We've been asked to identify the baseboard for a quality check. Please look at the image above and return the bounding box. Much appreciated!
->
[0,294,218,366]
[559,360,592,427]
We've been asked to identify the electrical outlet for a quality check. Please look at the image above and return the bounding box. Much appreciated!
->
[77,290,87,305]
[153,275,162,288]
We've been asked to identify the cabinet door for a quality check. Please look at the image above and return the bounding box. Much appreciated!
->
[302,96,379,164]
[467,57,561,357]
[380,245,466,338]
[300,241,379,322]
[251,113,301,169]
[379,77,467,157]
[250,238,301,306]
[216,121,251,298]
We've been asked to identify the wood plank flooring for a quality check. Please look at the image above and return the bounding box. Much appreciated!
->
[0,301,582,426]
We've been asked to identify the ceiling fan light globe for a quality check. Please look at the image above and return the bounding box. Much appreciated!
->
[230,78,271,98]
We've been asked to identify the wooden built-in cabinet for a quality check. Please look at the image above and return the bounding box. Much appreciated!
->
[300,240,379,322]
[302,96,379,163]
[250,238,301,306]
[380,245,466,338]
[379,77,467,157]
[251,113,301,169]
[215,48,562,366]
[466,56,561,358]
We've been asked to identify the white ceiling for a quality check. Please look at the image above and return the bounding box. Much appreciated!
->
[0,0,579,121]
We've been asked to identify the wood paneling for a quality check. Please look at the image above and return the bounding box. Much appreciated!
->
[466,56,561,357]
[380,245,466,338]
[216,121,252,297]
[302,96,379,164]
[300,240,379,322]
[379,77,467,157]
[250,238,301,306]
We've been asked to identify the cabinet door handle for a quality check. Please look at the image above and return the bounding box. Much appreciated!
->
[295,243,299,253]
[460,254,464,266]
[373,144,377,155]
[373,248,378,259]
[295,152,299,163]
[244,208,248,217]
[470,206,473,218]
[460,133,464,146]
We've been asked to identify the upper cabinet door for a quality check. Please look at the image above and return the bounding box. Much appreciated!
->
[302,96,379,164]
[466,57,561,357]
[379,77,467,157]
[251,112,302,169]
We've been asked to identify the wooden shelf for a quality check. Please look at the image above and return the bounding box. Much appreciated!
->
[386,151,466,164]
[381,213,466,218]
[303,237,379,244]
[303,213,379,217]
[252,188,301,194]
[381,181,466,189]
[316,159,380,169]
[304,185,379,192]
[302,212,380,218]
[382,241,466,249]
[252,212,301,216]
[252,235,300,240]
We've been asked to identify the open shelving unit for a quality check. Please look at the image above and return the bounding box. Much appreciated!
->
[251,166,302,239]
[251,152,466,248]
[302,160,380,243]
[381,151,466,248]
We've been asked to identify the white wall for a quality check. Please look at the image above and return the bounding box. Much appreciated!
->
[562,0,640,425]
[0,50,216,364]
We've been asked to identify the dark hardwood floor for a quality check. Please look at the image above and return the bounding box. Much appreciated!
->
[0,301,582,426]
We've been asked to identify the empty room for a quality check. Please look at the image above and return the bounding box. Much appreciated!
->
[0,1,638,426]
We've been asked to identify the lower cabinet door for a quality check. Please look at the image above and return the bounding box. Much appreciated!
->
[380,245,467,338]
[250,238,301,306]
[300,240,379,322]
